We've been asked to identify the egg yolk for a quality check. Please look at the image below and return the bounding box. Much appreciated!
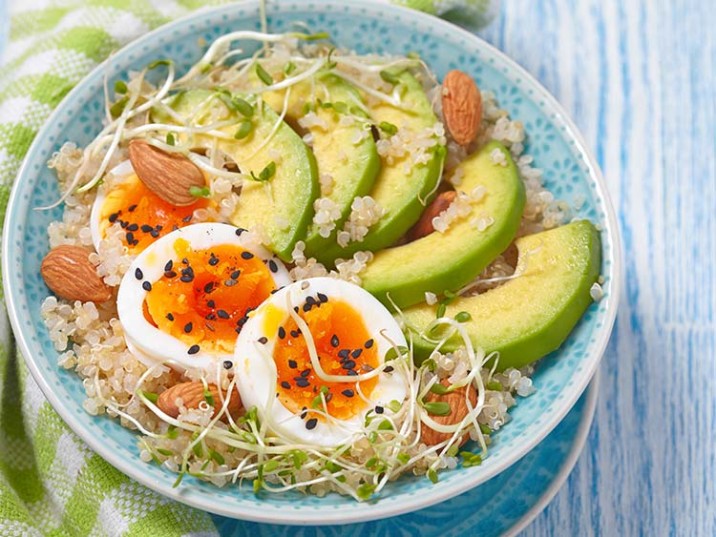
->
[273,299,378,421]
[144,239,276,354]
[100,175,212,254]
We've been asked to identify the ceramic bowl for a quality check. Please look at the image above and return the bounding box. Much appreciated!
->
[2,0,620,525]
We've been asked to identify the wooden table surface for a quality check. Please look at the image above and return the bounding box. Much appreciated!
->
[477,1,715,534]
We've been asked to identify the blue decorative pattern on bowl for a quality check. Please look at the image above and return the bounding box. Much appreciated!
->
[2,0,620,525]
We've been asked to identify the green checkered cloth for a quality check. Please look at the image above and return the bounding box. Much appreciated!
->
[0,0,495,535]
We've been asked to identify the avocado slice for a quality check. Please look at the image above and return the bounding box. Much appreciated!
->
[315,70,445,264]
[403,220,602,370]
[157,89,318,261]
[261,73,380,257]
[361,141,525,308]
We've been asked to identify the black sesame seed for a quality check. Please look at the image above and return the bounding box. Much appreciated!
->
[204,282,214,293]
[128,204,137,212]
[305,418,318,430]
[293,306,299,313]
[126,232,135,243]
[164,270,177,278]
[302,302,312,313]
[338,349,350,359]
[134,268,143,280]
[224,279,237,287]
[362,365,374,372]
[342,360,356,370]
[142,281,152,292]
[290,330,300,338]
[141,224,154,233]
[325,393,333,403]
[120,220,128,229]
[300,408,308,419]
[149,230,160,238]
[182,258,189,265]
[223,360,233,369]
[295,378,310,388]
[205,313,216,320]
[182,215,192,223]
[300,369,310,378]
[155,225,163,232]
[164,260,173,272]
[281,381,291,389]
[278,326,286,339]
[207,300,215,308]
[208,255,219,266]
[183,322,193,333]
[347,370,358,376]
[341,389,354,398]
[288,359,297,369]
[241,251,254,260]
[365,339,374,349]
[217,309,230,319]
[166,313,174,321]
[268,259,278,273]
[230,270,241,280]
[108,212,119,223]
[384,366,394,373]
[258,336,268,344]
[127,223,139,232]
[306,296,316,305]
[317,293,328,303]
[187,344,200,355]
[351,348,363,359]
[375,406,384,414]
[235,228,246,236]
[330,335,340,348]
[180,267,194,283]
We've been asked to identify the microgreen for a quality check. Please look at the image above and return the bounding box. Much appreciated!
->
[379,69,401,85]
[460,451,483,468]
[234,120,253,139]
[156,448,173,457]
[356,483,376,500]
[189,186,211,198]
[284,61,297,75]
[385,345,409,361]
[455,311,472,323]
[250,161,276,182]
[114,80,128,95]
[427,468,439,484]
[255,62,274,85]
[429,383,450,395]
[209,450,225,465]
[378,121,398,136]
[147,59,172,70]
[140,390,159,404]
[423,401,451,416]
[436,303,447,319]
[486,380,503,391]
[109,96,129,119]
[165,132,175,146]
[232,97,254,117]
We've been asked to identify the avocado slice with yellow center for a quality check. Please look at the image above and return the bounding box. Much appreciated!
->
[157,89,318,261]
[403,220,602,370]
[362,140,525,308]
[315,70,445,264]
[261,73,380,256]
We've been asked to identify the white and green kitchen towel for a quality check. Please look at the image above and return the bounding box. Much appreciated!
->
[0,1,496,535]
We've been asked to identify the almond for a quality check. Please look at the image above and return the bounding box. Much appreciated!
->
[421,379,478,447]
[407,190,457,241]
[442,70,482,146]
[41,245,112,303]
[157,381,243,420]
[128,139,205,206]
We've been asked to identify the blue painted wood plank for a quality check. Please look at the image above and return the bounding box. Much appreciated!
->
[477,0,715,534]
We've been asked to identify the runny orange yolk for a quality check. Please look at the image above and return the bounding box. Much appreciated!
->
[144,239,276,354]
[273,299,378,421]
[100,175,212,254]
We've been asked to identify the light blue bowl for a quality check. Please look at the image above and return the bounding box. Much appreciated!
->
[2,0,620,525]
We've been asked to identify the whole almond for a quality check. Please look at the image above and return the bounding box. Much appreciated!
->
[157,381,243,420]
[128,139,205,206]
[421,379,478,447]
[407,190,457,241]
[442,70,482,146]
[41,245,112,303]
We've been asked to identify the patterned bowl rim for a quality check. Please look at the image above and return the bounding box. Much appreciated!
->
[2,0,621,525]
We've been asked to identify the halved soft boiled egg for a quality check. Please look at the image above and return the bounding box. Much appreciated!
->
[233,277,408,447]
[117,222,291,371]
[90,159,214,254]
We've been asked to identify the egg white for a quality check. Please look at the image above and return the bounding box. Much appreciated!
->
[89,159,136,252]
[233,277,408,447]
[117,222,291,372]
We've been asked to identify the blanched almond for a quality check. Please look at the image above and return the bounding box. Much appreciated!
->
[157,381,242,420]
[442,70,482,146]
[128,139,205,206]
[407,190,457,241]
[41,245,112,303]
[421,379,478,447]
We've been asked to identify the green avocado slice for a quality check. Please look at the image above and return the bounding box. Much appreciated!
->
[261,73,380,257]
[403,220,602,370]
[314,70,445,264]
[361,141,525,308]
[157,89,318,261]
